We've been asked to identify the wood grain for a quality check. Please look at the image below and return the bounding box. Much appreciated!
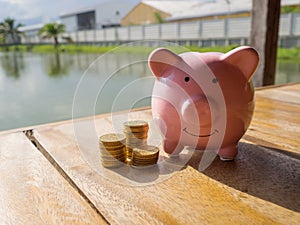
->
[243,83,300,155]
[33,83,300,224]
[2,83,298,224]
[0,132,106,225]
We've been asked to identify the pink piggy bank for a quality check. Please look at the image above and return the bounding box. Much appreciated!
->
[148,46,259,160]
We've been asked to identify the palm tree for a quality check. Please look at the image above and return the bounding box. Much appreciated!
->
[0,18,24,44]
[39,22,65,48]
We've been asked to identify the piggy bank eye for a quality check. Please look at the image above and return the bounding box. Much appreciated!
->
[212,78,218,84]
[184,76,190,82]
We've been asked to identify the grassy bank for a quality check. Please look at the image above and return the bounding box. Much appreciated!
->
[188,46,300,62]
[0,44,118,54]
[1,44,300,61]
[277,48,300,62]
[1,44,237,54]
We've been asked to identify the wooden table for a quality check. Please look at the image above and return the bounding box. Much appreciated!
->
[1,83,299,224]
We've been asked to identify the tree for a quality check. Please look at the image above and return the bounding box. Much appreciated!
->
[0,18,24,44]
[39,22,65,48]
[154,12,164,24]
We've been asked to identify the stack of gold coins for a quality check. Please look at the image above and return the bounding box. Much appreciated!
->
[123,120,149,160]
[131,145,159,167]
[99,133,126,168]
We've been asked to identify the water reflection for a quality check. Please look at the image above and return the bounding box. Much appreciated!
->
[45,52,71,77]
[0,52,25,79]
[74,53,99,71]
[276,61,300,84]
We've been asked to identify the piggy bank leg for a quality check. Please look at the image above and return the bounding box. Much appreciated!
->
[218,145,238,161]
[163,139,184,158]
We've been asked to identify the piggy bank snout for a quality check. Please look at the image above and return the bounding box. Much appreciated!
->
[181,97,212,126]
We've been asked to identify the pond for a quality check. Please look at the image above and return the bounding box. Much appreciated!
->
[0,50,299,132]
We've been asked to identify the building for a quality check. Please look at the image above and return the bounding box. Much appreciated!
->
[121,0,300,25]
[121,0,199,25]
[59,0,137,32]
[18,23,44,43]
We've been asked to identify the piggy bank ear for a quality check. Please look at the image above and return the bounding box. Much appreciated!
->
[148,48,182,78]
[221,46,259,81]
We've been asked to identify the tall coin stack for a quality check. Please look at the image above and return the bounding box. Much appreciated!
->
[99,133,126,168]
[131,145,159,167]
[123,120,149,160]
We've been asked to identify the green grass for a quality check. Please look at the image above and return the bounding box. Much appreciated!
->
[28,44,239,55]
[0,44,118,53]
[277,47,300,62]
[17,44,156,54]
[185,45,238,53]
[1,44,300,62]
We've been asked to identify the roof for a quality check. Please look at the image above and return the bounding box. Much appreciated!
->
[18,23,44,32]
[168,0,251,21]
[59,5,95,17]
[59,0,136,18]
[141,0,206,15]
[141,0,300,22]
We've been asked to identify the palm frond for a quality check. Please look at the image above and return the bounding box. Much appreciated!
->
[38,22,66,46]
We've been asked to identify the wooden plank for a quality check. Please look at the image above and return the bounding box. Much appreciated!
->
[0,106,151,136]
[250,0,281,86]
[0,132,107,225]
[255,83,300,104]
[33,106,300,224]
[243,83,300,155]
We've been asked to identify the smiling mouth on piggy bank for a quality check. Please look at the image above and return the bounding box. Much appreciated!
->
[183,128,219,137]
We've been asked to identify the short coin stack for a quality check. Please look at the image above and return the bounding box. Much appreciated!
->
[123,120,149,160]
[99,133,126,168]
[131,145,159,167]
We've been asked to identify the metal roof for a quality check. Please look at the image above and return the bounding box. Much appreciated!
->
[168,0,251,21]
[59,0,135,18]
[142,0,300,21]
[18,23,44,32]
[142,0,207,15]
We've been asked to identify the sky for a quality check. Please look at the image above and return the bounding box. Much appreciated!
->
[0,0,139,25]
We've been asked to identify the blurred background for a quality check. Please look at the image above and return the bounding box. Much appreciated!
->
[0,0,299,131]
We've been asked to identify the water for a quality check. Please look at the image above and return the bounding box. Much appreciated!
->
[0,51,299,131]
[0,51,154,131]
[276,61,300,84]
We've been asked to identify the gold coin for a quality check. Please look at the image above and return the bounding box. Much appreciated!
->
[132,154,158,159]
[131,160,157,164]
[124,133,148,139]
[131,162,155,167]
[123,120,148,128]
[99,133,125,145]
[100,152,125,158]
[132,156,158,162]
[100,152,124,158]
[131,145,159,167]
[101,154,125,160]
[100,151,124,157]
[101,155,126,162]
[126,142,147,148]
[99,145,125,153]
[124,127,149,133]
[132,155,158,160]
[123,120,149,133]
[125,138,147,143]
[99,143,125,150]
[133,146,159,156]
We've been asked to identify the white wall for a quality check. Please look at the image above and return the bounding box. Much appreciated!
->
[61,15,77,32]
[94,0,136,27]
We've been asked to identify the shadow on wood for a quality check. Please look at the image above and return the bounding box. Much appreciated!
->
[187,141,300,212]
